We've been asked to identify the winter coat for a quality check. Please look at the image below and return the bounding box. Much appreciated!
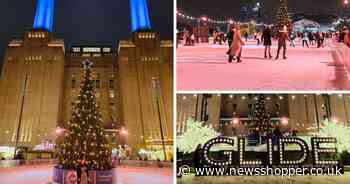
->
[229,31,245,57]
[344,34,350,47]
[302,33,309,41]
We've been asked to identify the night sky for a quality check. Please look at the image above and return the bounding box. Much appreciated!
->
[178,0,345,21]
[0,0,173,70]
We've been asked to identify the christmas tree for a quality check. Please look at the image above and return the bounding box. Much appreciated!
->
[177,119,218,153]
[57,60,112,170]
[274,0,291,33]
[252,95,271,133]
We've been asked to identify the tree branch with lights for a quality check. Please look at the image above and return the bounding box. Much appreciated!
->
[177,119,218,153]
[252,95,272,133]
[57,60,112,170]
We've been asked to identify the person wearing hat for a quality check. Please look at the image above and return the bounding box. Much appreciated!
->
[275,25,290,60]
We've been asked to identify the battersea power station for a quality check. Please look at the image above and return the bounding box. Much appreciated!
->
[0,0,173,159]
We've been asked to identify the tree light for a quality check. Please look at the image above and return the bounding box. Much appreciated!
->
[55,127,64,134]
[281,117,289,125]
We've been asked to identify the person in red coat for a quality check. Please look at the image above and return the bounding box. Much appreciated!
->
[228,24,245,63]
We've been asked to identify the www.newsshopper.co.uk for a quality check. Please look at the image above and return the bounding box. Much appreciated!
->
[178,165,343,177]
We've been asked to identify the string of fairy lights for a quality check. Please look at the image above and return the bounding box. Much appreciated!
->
[177,10,235,25]
[176,10,269,27]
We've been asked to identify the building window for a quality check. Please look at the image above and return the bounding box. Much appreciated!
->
[96,80,101,88]
[109,103,115,110]
[72,47,81,52]
[72,79,76,88]
[109,80,114,89]
[94,73,101,89]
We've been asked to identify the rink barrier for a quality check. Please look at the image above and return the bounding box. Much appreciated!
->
[0,159,56,168]
[0,159,172,168]
[116,159,173,168]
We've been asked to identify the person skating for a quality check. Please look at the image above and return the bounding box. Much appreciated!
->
[226,26,235,61]
[319,31,325,48]
[262,25,273,59]
[302,31,309,48]
[228,24,245,63]
[256,32,262,45]
[315,31,321,48]
[344,28,350,47]
[289,31,296,47]
[275,25,290,60]
[244,32,249,42]
[308,32,314,46]
[226,26,235,47]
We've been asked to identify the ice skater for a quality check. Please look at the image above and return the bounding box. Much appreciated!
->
[226,25,235,60]
[228,24,245,63]
[289,31,296,48]
[244,32,249,42]
[226,26,235,48]
[302,31,309,48]
[275,25,290,60]
[262,25,272,59]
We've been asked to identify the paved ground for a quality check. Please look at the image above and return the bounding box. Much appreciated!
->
[176,39,350,91]
[177,173,350,184]
[0,165,173,184]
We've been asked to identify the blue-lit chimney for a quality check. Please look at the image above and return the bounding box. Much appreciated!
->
[130,0,151,32]
[33,0,55,32]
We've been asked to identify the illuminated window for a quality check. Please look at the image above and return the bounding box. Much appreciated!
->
[72,47,81,52]
[83,47,101,53]
[103,47,111,53]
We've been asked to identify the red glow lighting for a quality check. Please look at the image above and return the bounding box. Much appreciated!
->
[121,129,128,135]
[55,127,63,134]
[281,117,289,125]
[232,118,240,125]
